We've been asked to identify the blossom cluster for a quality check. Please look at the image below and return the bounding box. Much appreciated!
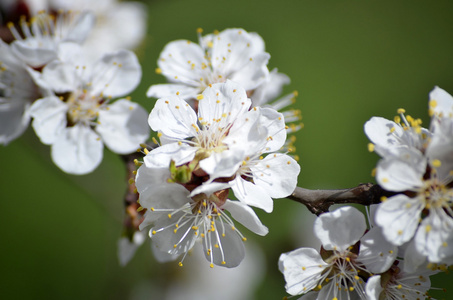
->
[135,28,301,267]
[365,87,453,270]
[279,205,439,300]
[279,87,453,299]
[0,0,149,174]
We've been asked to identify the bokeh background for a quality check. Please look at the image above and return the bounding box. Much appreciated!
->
[2,0,453,299]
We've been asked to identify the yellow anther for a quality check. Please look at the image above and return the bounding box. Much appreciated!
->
[173,244,177,248]
[197,27,203,33]
[128,178,134,184]
[221,261,226,265]
[196,94,204,100]
[168,214,172,219]
[429,99,437,108]
[367,143,375,152]
[432,159,441,168]
[425,225,432,232]
[242,237,247,242]
[210,263,214,268]
[178,262,183,267]
[397,108,406,114]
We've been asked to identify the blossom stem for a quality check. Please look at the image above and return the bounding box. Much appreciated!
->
[287,183,395,216]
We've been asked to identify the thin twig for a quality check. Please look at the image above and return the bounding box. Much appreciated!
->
[287,183,395,216]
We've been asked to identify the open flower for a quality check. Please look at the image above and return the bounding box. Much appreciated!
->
[135,162,268,268]
[0,39,43,145]
[147,28,270,102]
[29,43,149,174]
[148,80,259,177]
[7,10,95,67]
[366,87,453,265]
[279,206,396,299]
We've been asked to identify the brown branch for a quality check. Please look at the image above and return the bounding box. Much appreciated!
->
[287,183,395,216]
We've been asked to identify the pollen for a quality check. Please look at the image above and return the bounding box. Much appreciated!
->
[432,159,441,168]
[367,143,375,152]
[197,94,204,100]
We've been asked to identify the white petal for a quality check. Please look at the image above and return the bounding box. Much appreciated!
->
[251,68,290,107]
[375,195,424,246]
[117,231,146,266]
[198,81,251,127]
[29,96,67,145]
[147,83,200,99]
[222,200,268,236]
[138,184,190,229]
[202,220,245,268]
[365,117,403,149]
[135,164,173,197]
[229,52,270,91]
[143,143,196,168]
[358,227,397,273]
[211,29,269,90]
[64,11,96,44]
[0,98,30,145]
[41,60,78,93]
[414,208,453,263]
[190,182,230,197]
[229,177,274,213]
[403,239,427,273]
[365,275,383,300]
[224,108,268,155]
[150,210,197,255]
[90,50,141,98]
[151,242,179,263]
[148,95,198,140]
[252,153,300,199]
[157,40,207,87]
[199,147,244,179]
[97,99,149,154]
[426,117,453,180]
[314,206,366,252]
[376,158,424,192]
[279,247,328,296]
[51,124,103,174]
[429,86,453,118]
[257,107,287,152]
[11,39,56,67]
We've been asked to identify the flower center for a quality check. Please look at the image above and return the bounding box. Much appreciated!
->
[66,90,102,125]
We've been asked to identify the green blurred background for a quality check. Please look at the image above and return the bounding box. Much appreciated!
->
[2,0,453,298]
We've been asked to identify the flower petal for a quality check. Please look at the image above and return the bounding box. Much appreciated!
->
[251,153,300,199]
[229,177,274,213]
[222,200,269,236]
[148,95,198,140]
[97,99,149,154]
[51,124,103,174]
[358,227,397,273]
[376,158,424,192]
[90,50,141,98]
[29,96,68,145]
[279,247,328,296]
[375,194,424,246]
[314,206,366,252]
[146,83,200,99]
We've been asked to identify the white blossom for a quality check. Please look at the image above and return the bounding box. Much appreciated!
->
[135,163,268,268]
[0,39,44,145]
[366,86,453,267]
[29,43,149,174]
[147,28,270,102]
[279,206,396,299]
